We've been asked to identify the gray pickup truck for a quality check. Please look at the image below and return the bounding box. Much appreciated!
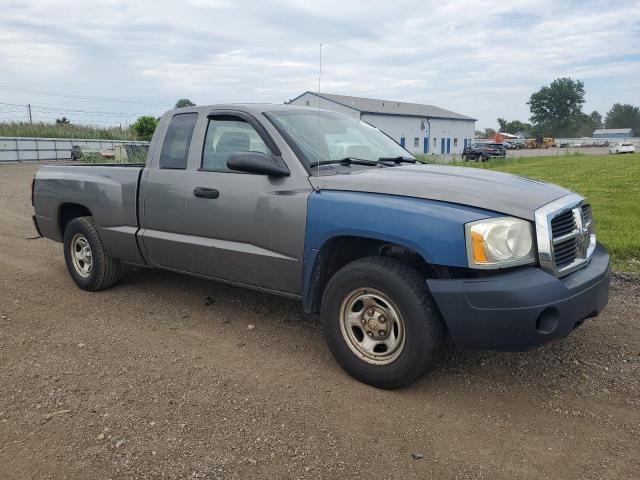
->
[32,104,611,388]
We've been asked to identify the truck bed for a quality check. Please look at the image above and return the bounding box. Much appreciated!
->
[33,164,145,265]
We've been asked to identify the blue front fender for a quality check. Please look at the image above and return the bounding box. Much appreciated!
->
[302,190,500,312]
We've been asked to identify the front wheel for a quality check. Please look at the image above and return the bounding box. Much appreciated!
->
[63,217,120,291]
[321,257,445,389]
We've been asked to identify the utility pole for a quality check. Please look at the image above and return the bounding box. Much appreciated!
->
[27,104,33,124]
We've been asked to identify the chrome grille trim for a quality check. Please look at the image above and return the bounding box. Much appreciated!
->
[535,193,596,277]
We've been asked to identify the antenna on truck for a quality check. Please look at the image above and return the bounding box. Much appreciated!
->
[317,43,322,179]
[318,43,322,94]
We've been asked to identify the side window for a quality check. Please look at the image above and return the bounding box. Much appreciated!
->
[159,113,198,169]
[201,117,269,172]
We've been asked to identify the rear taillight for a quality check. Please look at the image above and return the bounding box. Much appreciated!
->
[31,178,35,206]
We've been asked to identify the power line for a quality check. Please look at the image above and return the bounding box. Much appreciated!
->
[0,86,172,107]
[0,101,151,117]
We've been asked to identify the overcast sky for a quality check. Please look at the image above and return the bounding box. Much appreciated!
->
[1,0,639,129]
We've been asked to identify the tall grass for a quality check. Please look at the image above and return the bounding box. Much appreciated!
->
[0,121,138,140]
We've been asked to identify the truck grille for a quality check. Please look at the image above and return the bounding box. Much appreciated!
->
[535,194,596,277]
[551,210,579,268]
[551,210,576,237]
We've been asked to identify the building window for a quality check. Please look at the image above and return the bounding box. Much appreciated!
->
[414,137,419,148]
[454,138,458,147]
[305,100,310,106]
[433,137,437,147]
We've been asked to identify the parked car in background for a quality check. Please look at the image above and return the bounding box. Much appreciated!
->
[32,104,610,389]
[609,142,635,154]
[463,142,506,161]
[503,141,518,150]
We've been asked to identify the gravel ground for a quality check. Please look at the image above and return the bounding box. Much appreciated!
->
[1,163,639,479]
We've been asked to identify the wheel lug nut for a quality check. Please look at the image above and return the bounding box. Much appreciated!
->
[367,308,375,317]
[379,315,387,323]
[378,330,385,337]
[367,332,374,337]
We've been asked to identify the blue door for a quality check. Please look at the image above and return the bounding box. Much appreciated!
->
[440,138,445,154]
[423,137,429,153]
[400,137,405,148]
[446,138,451,153]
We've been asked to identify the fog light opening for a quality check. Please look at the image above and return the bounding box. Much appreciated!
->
[536,308,560,335]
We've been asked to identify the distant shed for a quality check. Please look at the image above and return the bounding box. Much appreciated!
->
[592,128,633,138]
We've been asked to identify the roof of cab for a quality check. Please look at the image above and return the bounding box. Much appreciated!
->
[167,103,315,116]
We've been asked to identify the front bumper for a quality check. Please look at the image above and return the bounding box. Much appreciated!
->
[427,243,610,351]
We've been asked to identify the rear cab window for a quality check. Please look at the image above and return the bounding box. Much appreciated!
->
[159,113,198,169]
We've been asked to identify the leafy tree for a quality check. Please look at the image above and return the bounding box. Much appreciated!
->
[175,98,196,108]
[475,127,496,139]
[605,103,640,135]
[571,111,604,137]
[589,111,603,129]
[497,118,533,136]
[55,117,71,125]
[528,77,586,136]
[131,115,159,141]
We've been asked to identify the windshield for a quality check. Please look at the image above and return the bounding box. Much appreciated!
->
[266,109,414,173]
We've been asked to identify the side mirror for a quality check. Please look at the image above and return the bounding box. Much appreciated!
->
[226,151,290,177]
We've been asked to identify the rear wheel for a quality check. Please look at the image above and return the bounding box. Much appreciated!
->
[321,257,445,389]
[63,217,120,291]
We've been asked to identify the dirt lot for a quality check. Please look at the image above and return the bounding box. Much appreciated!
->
[1,163,638,479]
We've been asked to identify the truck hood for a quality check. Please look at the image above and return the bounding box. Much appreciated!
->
[308,164,573,220]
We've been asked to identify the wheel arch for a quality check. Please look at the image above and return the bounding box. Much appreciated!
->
[302,234,461,315]
[58,202,93,238]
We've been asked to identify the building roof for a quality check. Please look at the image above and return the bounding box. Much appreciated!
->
[289,91,475,121]
[593,128,633,135]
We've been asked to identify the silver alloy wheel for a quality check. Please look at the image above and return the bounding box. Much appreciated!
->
[339,288,406,365]
[70,233,93,278]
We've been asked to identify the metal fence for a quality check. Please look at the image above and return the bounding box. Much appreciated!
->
[473,137,640,148]
[0,136,149,163]
[554,137,640,147]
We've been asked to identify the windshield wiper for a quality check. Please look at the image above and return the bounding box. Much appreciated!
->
[308,157,380,168]
[377,156,417,164]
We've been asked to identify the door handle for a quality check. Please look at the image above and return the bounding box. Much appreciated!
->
[193,187,220,199]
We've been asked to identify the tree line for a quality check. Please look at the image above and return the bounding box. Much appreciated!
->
[476,78,640,138]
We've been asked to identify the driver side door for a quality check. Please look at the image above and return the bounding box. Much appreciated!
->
[184,112,311,295]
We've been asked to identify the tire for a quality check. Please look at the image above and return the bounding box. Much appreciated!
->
[63,216,120,291]
[321,257,445,389]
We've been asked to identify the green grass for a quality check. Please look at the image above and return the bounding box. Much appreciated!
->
[0,121,138,140]
[417,153,640,272]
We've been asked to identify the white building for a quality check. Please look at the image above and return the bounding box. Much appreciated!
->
[287,91,476,155]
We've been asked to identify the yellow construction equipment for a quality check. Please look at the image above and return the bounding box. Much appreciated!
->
[523,135,556,149]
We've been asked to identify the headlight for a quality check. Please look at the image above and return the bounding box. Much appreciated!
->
[465,217,536,269]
